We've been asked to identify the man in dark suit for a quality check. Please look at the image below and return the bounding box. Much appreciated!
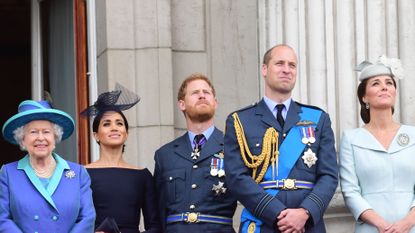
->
[154,73,237,233]
[224,44,338,233]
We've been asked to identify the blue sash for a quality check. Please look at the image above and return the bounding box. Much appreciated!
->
[240,107,322,233]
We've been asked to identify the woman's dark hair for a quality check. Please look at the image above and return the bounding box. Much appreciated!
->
[92,110,129,152]
[357,77,396,123]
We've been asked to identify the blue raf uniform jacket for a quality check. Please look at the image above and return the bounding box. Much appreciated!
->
[154,127,237,233]
[224,99,338,233]
[0,154,96,233]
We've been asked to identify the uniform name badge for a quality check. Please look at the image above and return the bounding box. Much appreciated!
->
[302,148,318,168]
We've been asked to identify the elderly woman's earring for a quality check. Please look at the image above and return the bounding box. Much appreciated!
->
[365,103,369,109]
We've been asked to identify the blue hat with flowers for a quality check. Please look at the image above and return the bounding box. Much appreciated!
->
[2,100,75,145]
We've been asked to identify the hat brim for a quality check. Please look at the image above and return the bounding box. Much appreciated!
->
[2,109,74,145]
[359,64,393,81]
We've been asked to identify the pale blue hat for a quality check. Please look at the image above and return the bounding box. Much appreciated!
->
[2,100,75,145]
[356,55,404,81]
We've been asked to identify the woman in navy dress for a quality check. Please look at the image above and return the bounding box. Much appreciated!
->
[82,84,161,233]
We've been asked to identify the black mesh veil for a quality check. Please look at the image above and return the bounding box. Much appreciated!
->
[80,83,140,118]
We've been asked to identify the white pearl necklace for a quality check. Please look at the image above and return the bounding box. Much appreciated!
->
[30,156,56,178]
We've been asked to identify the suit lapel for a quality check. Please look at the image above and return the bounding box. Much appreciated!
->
[197,128,224,162]
[388,125,415,153]
[256,99,302,133]
[354,125,415,153]
[174,133,194,162]
[284,102,301,133]
[47,154,69,199]
[18,155,58,211]
[256,99,280,130]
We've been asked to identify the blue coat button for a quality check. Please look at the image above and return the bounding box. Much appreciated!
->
[52,215,58,221]
[33,215,39,221]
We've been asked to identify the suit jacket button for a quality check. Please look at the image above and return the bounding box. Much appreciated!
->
[191,184,197,189]
[193,165,198,169]
[33,215,39,221]
[190,204,196,210]
[169,176,173,181]
[52,215,58,221]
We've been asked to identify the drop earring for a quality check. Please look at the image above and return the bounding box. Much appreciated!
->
[365,103,369,109]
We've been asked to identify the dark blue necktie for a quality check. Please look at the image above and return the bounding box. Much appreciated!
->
[276,104,285,128]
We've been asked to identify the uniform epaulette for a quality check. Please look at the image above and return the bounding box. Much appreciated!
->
[233,102,258,113]
[296,101,325,112]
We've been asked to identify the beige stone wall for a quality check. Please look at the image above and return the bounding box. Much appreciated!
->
[95,0,415,232]
[95,0,175,174]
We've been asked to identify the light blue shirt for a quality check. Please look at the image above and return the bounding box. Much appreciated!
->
[263,96,292,120]
[188,125,215,145]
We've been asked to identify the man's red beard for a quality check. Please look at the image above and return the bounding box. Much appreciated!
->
[186,102,215,122]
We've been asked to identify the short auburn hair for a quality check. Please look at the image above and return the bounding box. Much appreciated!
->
[177,73,216,101]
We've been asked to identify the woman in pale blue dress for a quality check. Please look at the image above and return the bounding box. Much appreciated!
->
[339,55,415,233]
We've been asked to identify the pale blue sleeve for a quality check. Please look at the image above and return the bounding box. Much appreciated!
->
[339,131,372,220]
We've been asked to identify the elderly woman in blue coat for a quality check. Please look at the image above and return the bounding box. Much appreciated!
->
[340,56,415,233]
[0,100,96,233]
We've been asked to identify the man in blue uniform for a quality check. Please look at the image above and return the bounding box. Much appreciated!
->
[154,73,237,233]
[224,44,338,233]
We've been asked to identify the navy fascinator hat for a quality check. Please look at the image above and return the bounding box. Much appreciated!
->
[81,83,140,118]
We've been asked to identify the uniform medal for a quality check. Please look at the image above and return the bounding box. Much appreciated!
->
[191,148,200,160]
[302,148,318,168]
[300,127,309,144]
[212,181,227,196]
[213,152,225,177]
[218,159,225,177]
[308,127,316,144]
[210,158,218,176]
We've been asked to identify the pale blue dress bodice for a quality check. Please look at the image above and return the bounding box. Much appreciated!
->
[339,125,415,233]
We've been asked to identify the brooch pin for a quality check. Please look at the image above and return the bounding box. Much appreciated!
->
[65,170,76,179]
[397,133,410,146]
[302,148,318,168]
[212,181,227,196]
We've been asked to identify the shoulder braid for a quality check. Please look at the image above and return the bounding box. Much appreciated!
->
[232,112,279,183]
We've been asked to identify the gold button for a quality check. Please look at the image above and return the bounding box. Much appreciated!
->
[193,165,198,169]
[187,212,198,223]
[191,184,197,189]
[283,179,296,190]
